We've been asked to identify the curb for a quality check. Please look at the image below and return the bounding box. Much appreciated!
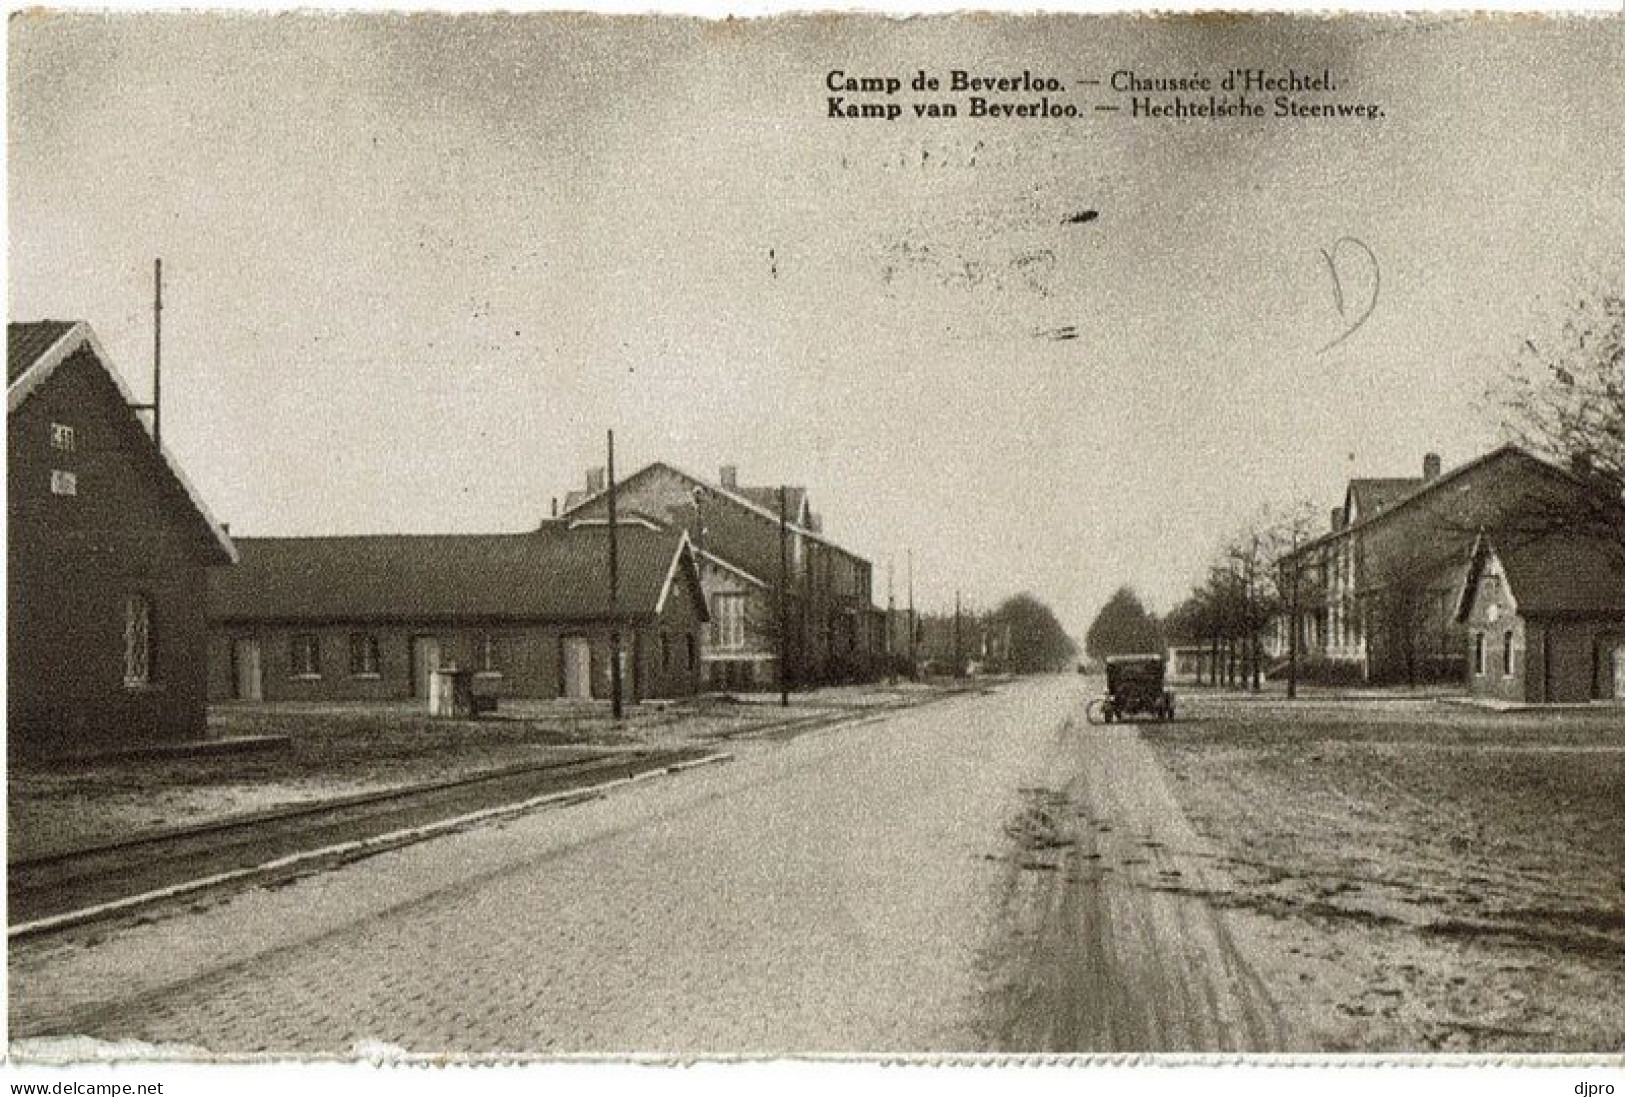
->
[9,751,734,941]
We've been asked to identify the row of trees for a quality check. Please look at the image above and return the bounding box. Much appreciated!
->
[910,592,1078,675]
[1161,503,1323,695]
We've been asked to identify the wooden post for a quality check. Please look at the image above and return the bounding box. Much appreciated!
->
[152,259,163,449]
[778,485,790,708]
[907,548,916,678]
[608,430,623,720]
[954,590,963,678]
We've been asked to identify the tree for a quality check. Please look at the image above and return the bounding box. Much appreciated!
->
[1085,587,1163,663]
[1495,286,1625,544]
[989,593,1078,673]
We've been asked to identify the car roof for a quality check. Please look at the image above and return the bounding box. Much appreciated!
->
[1105,653,1164,664]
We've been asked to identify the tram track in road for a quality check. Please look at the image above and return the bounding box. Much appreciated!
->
[8,746,715,938]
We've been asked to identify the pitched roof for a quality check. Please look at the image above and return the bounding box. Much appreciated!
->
[1460,531,1625,619]
[1347,477,1424,521]
[209,524,702,624]
[738,485,807,522]
[8,320,76,385]
[8,320,238,565]
[560,460,863,561]
[1293,444,1553,558]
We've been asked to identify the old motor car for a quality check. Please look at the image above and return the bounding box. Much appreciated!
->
[1086,653,1175,724]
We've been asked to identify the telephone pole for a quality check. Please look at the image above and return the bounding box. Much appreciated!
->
[607,430,623,720]
[907,548,916,679]
[152,259,163,448]
[131,259,163,445]
[886,557,896,686]
[778,485,790,708]
[954,589,963,679]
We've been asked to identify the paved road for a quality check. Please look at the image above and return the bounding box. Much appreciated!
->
[10,677,1288,1056]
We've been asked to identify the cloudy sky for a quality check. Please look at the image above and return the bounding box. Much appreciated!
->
[9,13,1623,635]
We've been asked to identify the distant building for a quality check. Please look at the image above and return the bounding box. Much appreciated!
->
[560,462,879,690]
[207,525,706,704]
[1283,445,1624,685]
[1456,531,1625,704]
[8,321,237,753]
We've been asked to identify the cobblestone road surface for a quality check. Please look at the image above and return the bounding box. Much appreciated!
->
[10,677,1284,1056]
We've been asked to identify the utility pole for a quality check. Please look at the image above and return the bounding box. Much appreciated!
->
[132,259,163,445]
[778,485,790,708]
[607,430,623,720]
[1287,531,1302,700]
[152,259,163,448]
[907,548,916,678]
[954,589,963,679]
[886,557,896,686]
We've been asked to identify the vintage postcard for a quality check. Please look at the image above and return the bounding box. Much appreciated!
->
[5,5,1624,1073]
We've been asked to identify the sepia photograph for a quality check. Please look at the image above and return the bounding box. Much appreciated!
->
[5,4,1624,1073]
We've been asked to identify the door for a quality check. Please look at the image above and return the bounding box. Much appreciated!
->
[563,636,592,700]
[412,636,441,700]
[232,638,263,701]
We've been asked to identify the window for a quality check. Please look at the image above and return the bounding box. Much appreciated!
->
[291,634,322,677]
[687,634,698,672]
[712,593,746,650]
[350,633,381,677]
[50,470,77,496]
[50,422,76,452]
[476,633,504,676]
[661,631,672,671]
[1473,632,1485,677]
[123,594,152,687]
[1502,630,1515,677]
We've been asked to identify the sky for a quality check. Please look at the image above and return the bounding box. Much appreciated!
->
[8,13,1624,638]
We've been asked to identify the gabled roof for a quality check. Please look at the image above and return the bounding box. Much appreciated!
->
[1458,530,1625,620]
[738,485,808,524]
[1346,477,1424,523]
[209,524,705,624]
[1293,444,1564,559]
[8,320,77,385]
[8,320,238,565]
[559,460,865,561]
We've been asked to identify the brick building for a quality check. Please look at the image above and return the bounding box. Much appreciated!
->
[559,462,878,690]
[8,321,238,754]
[1283,445,1622,684]
[1456,531,1625,704]
[207,524,706,704]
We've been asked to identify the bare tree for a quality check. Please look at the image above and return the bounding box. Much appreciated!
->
[1494,287,1625,544]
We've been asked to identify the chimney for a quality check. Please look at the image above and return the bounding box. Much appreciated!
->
[719,465,738,491]
[1331,507,1346,532]
[586,467,606,495]
[1423,453,1442,481]
[550,497,558,518]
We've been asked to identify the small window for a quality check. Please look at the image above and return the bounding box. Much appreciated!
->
[50,422,76,452]
[123,594,152,687]
[1502,630,1515,677]
[350,633,381,677]
[1473,632,1486,677]
[291,634,322,677]
[476,633,504,676]
[687,634,697,673]
[50,470,77,496]
[661,631,672,671]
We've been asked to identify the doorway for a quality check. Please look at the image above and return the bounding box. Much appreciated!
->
[563,636,592,700]
[231,638,263,701]
[412,636,441,700]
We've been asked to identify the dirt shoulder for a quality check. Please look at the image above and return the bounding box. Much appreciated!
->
[980,699,1293,1053]
[1142,688,1625,1053]
[9,681,971,863]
